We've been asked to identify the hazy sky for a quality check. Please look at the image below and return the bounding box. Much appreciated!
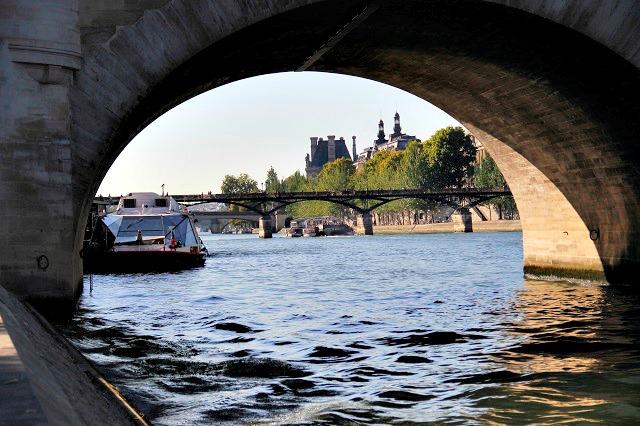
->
[98,72,460,196]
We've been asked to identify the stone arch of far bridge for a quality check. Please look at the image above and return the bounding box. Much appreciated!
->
[219,219,258,234]
[73,0,640,283]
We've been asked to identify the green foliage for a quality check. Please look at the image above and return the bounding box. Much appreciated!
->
[423,126,476,188]
[265,166,283,193]
[353,150,404,191]
[220,173,259,212]
[281,171,315,217]
[400,140,439,211]
[473,153,518,219]
[352,150,407,212]
[474,154,505,188]
[297,158,356,217]
[289,200,336,218]
[316,157,355,191]
[401,140,429,189]
[221,173,259,194]
[281,170,307,192]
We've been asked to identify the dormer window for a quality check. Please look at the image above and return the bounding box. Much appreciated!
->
[123,199,136,208]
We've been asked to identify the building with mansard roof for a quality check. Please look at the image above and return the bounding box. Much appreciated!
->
[354,112,420,169]
[305,135,357,177]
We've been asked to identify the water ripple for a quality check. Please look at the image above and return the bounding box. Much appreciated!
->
[60,233,640,424]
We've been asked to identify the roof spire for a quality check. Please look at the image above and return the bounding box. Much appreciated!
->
[376,119,386,145]
[393,111,401,136]
[352,136,357,161]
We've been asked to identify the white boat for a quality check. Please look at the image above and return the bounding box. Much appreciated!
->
[85,192,206,272]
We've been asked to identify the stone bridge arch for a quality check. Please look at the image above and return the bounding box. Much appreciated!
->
[191,213,260,234]
[2,0,640,313]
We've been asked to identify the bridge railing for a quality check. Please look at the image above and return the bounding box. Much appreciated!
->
[171,186,511,202]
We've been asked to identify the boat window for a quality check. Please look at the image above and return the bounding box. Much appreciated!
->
[120,217,163,233]
[155,198,168,207]
[185,220,198,246]
[123,199,136,208]
[163,215,190,242]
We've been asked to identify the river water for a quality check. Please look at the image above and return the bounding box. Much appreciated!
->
[60,232,640,424]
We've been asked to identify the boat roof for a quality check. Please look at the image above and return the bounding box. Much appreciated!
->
[112,192,183,215]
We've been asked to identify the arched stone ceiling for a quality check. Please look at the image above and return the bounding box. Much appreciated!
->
[71,0,640,282]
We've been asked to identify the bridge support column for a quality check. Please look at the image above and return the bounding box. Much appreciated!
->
[453,208,473,232]
[209,222,223,234]
[0,3,83,318]
[274,210,288,233]
[259,216,273,238]
[357,212,374,236]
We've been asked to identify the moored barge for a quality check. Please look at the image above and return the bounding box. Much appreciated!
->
[84,192,206,272]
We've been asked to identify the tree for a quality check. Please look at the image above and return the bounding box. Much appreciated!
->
[220,173,259,213]
[473,153,518,219]
[423,126,476,188]
[282,170,307,192]
[265,166,283,193]
[401,140,429,189]
[353,150,404,191]
[220,173,259,194]
[399,139,438,212]
[280,171,310,217]
[294,158,356,217]
[316,157,355,191]
[474,153,505,188]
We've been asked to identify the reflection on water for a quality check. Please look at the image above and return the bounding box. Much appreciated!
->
[60,233,640,424]
[478,281,640,424]
[484,281,640,423]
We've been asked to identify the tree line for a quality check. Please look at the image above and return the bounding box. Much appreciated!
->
[220,126,518,220]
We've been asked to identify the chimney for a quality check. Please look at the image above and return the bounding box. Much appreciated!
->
[327,135,336,162]
[310,137,318,161]
[352,136,357,161]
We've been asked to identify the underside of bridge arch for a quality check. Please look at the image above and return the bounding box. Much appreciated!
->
[74,0,640,281]
[3,0,640,313]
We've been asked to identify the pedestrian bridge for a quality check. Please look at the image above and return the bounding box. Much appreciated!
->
[99,187,507,235]
[2,0,640,315]
[175,188,511,236]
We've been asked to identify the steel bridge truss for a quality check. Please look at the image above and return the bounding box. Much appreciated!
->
[166,188,512,216]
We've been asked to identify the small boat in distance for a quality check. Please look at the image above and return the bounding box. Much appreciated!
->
[285,217,353,237]
[284,220,304,237]
[84,192,206,272]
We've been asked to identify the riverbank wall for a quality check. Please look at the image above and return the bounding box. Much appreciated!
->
[0,285,147,425]
[373,220,522,234]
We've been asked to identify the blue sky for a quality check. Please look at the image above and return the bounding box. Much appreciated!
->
[98,72,460,195]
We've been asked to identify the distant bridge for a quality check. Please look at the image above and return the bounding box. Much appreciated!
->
[95,187,511,237]
[190,211,261,234]
[171,187,510,215]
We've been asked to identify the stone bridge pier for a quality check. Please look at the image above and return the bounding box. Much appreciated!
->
[356,212,374,236]
[452,208,473,233]
[0,1,82,315]
[2,0,640,315]
[258,216,273,239]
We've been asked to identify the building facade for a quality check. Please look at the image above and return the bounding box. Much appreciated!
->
[305,135,355,177]
[354,112,420,168]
